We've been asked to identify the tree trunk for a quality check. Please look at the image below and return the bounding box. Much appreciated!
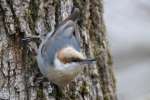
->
[0,0,117,100]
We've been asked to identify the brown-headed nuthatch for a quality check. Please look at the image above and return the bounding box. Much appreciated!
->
[36,8,95,88]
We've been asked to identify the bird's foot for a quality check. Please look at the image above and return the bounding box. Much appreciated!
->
[22,35,40,43]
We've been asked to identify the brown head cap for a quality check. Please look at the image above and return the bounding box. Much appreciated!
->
[57,47,85,64]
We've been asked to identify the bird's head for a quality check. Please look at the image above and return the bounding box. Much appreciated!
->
[54,46,95,71]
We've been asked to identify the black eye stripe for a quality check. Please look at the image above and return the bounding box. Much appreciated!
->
[65,58,81,63]
[71,59,81,62]
[70,58,96,63]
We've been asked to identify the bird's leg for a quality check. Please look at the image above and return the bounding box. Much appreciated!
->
[22,22,54,43]
[22,35,40,43]
[21,34,40,56]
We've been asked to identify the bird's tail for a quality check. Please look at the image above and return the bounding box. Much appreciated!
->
[68,7,80,21]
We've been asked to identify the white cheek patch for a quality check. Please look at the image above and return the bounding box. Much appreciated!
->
[54,56,78,70]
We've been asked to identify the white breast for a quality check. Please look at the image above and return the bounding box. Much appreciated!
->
[54,56,77,70]
[46,57,83,87]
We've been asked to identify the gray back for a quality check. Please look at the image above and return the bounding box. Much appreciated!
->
[41,20,81,66]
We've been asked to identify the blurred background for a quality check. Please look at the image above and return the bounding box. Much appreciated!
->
[104,0,150,100]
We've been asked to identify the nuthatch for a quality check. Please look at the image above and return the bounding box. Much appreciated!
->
[36,8,95,87]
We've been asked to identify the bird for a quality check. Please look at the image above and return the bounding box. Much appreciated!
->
[36,8,95,88]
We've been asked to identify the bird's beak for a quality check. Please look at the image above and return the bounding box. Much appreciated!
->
[78,58,96,64]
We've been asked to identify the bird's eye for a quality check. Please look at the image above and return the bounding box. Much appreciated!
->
[70,58,82,63]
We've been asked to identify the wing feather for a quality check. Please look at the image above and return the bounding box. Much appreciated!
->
[41,20,81,66]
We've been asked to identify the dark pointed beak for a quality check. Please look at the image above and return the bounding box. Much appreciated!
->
[79,58,96,64]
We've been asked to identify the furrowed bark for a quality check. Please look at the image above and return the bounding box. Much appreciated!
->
[0,0,117,100]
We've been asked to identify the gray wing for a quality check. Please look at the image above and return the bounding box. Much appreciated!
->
[41,20,81,65]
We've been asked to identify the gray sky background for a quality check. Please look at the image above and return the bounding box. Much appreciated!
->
[104,0,150,100]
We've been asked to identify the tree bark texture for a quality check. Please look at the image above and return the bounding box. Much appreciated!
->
[0,0,117,100]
